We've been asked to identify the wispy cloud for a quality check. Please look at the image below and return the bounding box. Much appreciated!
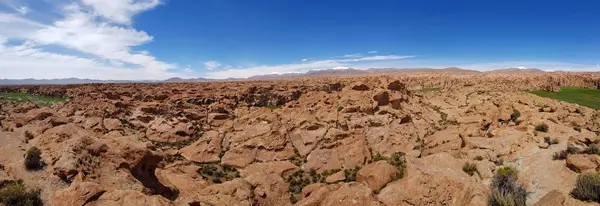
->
[301,58,307,62]
[367,51,378,54]
[342,53,363,58]
[204,55,415,79]
[203,61,221,70]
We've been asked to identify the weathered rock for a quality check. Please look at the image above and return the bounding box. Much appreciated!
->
[566,154,599,173]
[191,178,254,206]
[325,171,345,183]
[180,131,221,163]
[103,118,123,131]
[533,190,565,206]
[51,182,106,206]
[356,160,398,191]
[351,83,370,91]
[87,190,173,206]
[240,161,299,178]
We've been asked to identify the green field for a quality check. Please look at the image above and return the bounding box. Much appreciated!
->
[528,87,600,110]
[0,92,68,107]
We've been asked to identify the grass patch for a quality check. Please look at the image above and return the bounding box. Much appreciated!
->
[0,92,67,107]
[0,181,42,206]
[528,87,600,110]
[415,87,441,93]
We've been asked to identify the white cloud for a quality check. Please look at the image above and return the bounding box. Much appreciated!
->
[343,53,362,58]
[0,0,183,79]
[203,61,221,70]
[301,58,307,62]
[81,0,161,24]
[367,51,378,54]
[0,13,45,38]
[204,55,414,79]
[0,42,178,79]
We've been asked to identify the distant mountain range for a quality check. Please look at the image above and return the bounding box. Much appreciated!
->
[0,67,552,85]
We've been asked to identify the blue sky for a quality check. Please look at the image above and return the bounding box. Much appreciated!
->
[0,0,599,79]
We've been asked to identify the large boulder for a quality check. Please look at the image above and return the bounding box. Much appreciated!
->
[191,178,255,206]
[356,160,398,191]
[566,154,600,173]
[86,190,173,206]
[180,131,222,163]
[297,183,381,206]
[51,182,106,206]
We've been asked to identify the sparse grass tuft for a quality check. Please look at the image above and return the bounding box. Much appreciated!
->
[553,147,577,160]
[0,181,42,206]
[265,104,282,110]
[463,162,478,176]
[588,144,600,155]
[535,123,549,133]
[510,110,521,122]
[24,131,34,143]
[24,147,42,170]
[488,166,527,206]
[571,172,600,203]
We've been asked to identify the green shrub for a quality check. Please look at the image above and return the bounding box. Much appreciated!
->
[24,131,34,142]
[462,162,478,176]
[0,181,42,206]
[571,172,600,202]
[551,138,559,145]
[535,123,549,133]
[553,147,578,160]
[588,144,600,155]
[488,166,527,206]
[496,166,517,178]
[510,110,521,122]
[24,147,42,170]
[337,106,344,112]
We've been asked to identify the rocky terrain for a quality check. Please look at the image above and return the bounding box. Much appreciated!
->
[0,71,600,206]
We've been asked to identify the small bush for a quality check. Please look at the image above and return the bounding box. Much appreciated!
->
[588,144,600,155]
[553,147,578,160]
[0,182,42,206]
[24,131,34,142]
[24,147,42,170]
[571,172,600,202]
[337,106,344,112]
[496,166,517,179]
[463,162,478,176]
[510,110,521,122]
[488,166,527,206]
[535,123,549,133]
[551,138,560,145]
